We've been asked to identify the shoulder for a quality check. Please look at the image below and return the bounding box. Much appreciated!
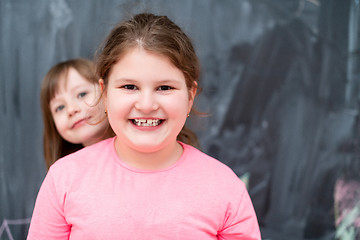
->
[182,143,237,173]
[181,142,245,187]
[50,137,115,174]
[44,137,116,192]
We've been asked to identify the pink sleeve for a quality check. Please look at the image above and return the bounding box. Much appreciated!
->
[27,170,71,240]
[218,186,262,240]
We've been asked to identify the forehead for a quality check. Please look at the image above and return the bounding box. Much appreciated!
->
[108,48,185,83]
[56,68,94,92]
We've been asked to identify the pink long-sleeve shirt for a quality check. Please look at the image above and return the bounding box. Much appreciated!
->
[28,137,261,239]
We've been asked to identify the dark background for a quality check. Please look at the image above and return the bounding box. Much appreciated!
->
[1,0,359,239]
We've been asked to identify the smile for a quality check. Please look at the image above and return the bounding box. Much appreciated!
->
[132,119,163,127]
[71,118,87,129]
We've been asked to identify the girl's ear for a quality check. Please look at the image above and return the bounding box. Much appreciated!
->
[99,79,105,92]
[188,81,198,112]
[190,81,198,101]
[99,79,107,109]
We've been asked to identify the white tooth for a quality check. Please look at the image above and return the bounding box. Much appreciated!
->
[133,119,161,126]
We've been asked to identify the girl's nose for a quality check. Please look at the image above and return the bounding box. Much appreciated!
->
[134,91,159,113]
[67,102,80,117]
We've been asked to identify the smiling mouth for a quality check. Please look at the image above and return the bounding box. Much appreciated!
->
[131,119,163,127]
[71,117,89,129]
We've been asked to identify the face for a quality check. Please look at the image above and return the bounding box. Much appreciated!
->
[50,68,109,146]
[101,48,196,155]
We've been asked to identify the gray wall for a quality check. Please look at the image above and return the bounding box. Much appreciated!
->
[1,0,359,239]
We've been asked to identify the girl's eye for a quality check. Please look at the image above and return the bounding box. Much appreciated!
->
[123,85,137,90]
[55,105,65,113]
[78,92,87,98]
[158,85,173,91]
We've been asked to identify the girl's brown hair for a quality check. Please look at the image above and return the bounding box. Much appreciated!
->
[96,13,201,148]
[40,58,113,169]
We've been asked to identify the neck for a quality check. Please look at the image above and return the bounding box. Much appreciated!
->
[114,139,183,170]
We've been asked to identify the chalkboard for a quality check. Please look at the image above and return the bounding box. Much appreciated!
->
[1,0,359,239]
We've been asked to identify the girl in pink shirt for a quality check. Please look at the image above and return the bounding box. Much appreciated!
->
[28,13,261,239]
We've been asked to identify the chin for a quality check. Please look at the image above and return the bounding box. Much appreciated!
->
[128,141,168,153]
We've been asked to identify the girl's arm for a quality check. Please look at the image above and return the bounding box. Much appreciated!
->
[218,186,261,240]
[27,171,71,240]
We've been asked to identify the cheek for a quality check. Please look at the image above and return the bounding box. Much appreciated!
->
[166,95,190,116]
[84,92,98,105]
[88,103,105,117]
[107,102,127,119]
[52,115,67,134]
[107,92,131,112]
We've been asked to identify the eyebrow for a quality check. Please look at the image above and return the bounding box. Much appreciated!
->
[61,84,94,97]
[51,83,92,101]
[49,98,63,110]
[68,83,93,90]
[112,78,183,85]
